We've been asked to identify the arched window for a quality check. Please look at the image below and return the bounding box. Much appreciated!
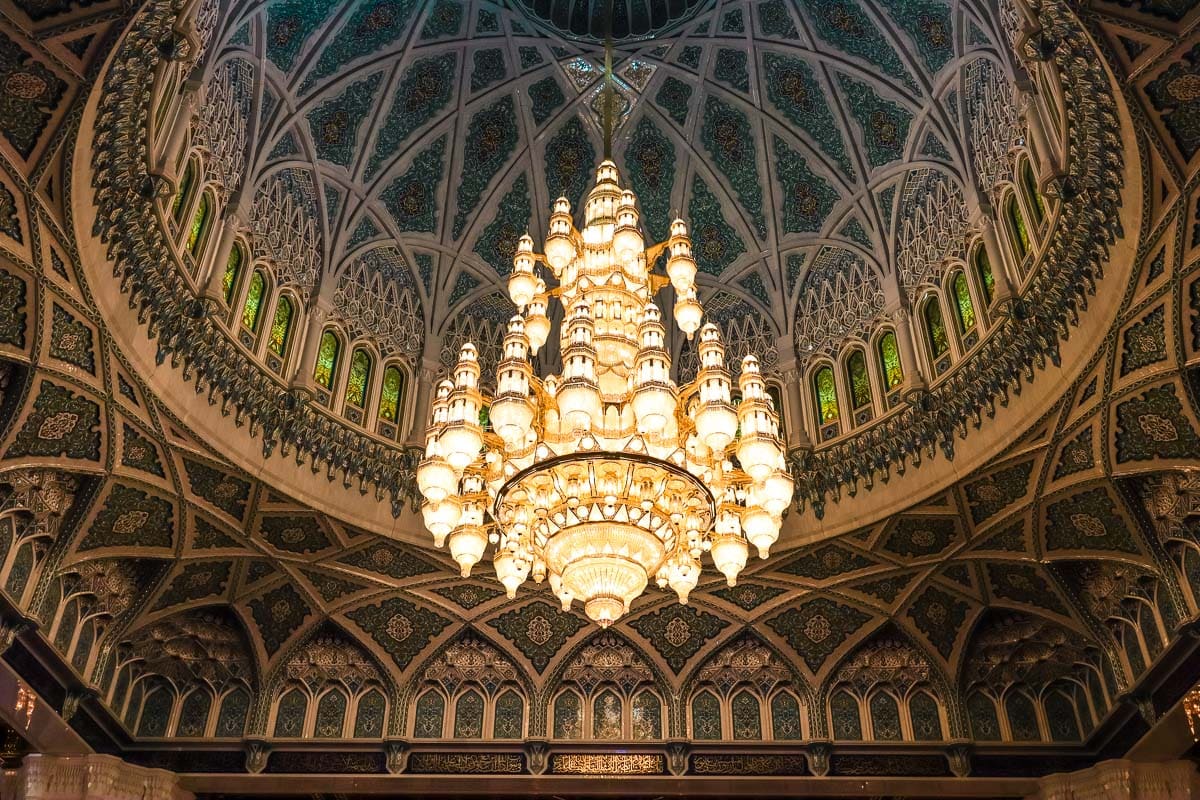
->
[812,365,839,427]
[553,691,582,739]
[187,194,211,256]
[413,690,445,738]
[273,688,307,737]
[846,348,873,418]
[1006,194,1031,262]
[241,271,265,332]
[922,298,950,360]
[830,691,861,740]
[1020,160,1045,226]
[1004,690,1041,741]
[214,688,249,737]
[951,272,976,334]
[631,690,662,740]
[136,684,174,737]
[972,246,995,306]
[909,691,942,741]
[1043,688,1081,742]
[771,691,803,739]
[172,161,196,222]
[691,691,722,740]
[967,691,1001,741]
[268,296,294,356]
[731,690,762,740]
[222,245,244,305]
[493,690,524,739]
[592,690,622,739]
[345,348,372,408]
[354,689,386,738]
[315,689,348,738]
[877,331,903,392]
[453,690,484,738]
[379,365,404,424]
[314,331,340,390]
[869,691,902,741]
[176,688,212,737]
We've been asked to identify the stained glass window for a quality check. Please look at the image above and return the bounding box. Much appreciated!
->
[241,271,265,332]
[592,690,623,739]
[268,296,293,356]
[493,690,524,739]
[354,689,386,738]
[454,690,484,738]
[830,691,862,740]
[273,689,307,737]
[187,194,210,255]
[1021,160,1045,225]
[878,331,903,390]
[731,690,762,740]
[967,691,1001,741]
[1004,690,1041,741]
[813,365,839,425]
[222,245,243,305]
[952,272,976,333]
[172,162,195,221]
[379,365,404,423]
[691,691,722,740]
[136,685,173,737]
[846,349,872,410]
[973,246,995,306]
[922,299,949,358]
[346,348,372,408]
[1044,689,1081,742]
[771,691,802,739]
[1007,194,1030,261]
[314,331,340,390]
[215,688,249,737]
[869,691,902,741]
[631,690,661,740]
[553,691,582,739]
[314,689,347,738]
[176,689,212,737]
[909,691,942,741]
[413,690,445,738]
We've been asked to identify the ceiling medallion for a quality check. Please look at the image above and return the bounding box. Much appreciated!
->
[416,158,792,626]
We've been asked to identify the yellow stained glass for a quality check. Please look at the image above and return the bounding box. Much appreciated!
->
[1021,161,1045,224]
[973,247,995,306]
[241,271,264,332]
[952,272,976,333]
[923,299,949,358]
[314,331,340,390]
[187,194,209,255]
[814,365,839,424]
[172,162,195,221]
[345,348,372,407]
[878,331,903,389]
[847,349,872,410]
[268,296,293,356]
[1007,194,1030,260]
[379,365,403,423]
[222,246,243,304]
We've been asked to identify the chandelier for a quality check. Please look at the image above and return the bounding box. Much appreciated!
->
[414,158,793,626]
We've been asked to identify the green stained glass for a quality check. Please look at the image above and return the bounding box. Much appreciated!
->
[453,690,484,738]
[631,690,661,740]
[553,691,582,739]
[315,331,340,389]
[878,331,903,389]
[268,296,293,355]
[345,348,372,407]
[731,690,762,740]
[973,246,995,306]
[172,162,195,221]
[923,299,949,358]
[1021,160,1045,224]
[241,271,265,332]
[691,691,722,740]
[830,691,862,740]
[813,365,839,424]
[413,690,445,738]
[379,365,403,423]
[479,404,491,431]
[187,194,210,255]
[952,272,976,333]
[1007,194,1030,260]
[846,349,872,410]
[592,690,622,739]
[222,246,243,304]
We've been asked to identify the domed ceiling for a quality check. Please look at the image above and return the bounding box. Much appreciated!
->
[0,0,1198,790]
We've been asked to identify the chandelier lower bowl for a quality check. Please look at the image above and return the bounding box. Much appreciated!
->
[547,523,667,626]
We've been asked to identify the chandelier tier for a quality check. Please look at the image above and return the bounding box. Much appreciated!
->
[416,160,793,626]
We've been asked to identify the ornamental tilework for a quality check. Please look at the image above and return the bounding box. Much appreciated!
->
[529,77,566,126]
[874,0,954,74]
[1044,489,1140,554]
[985,562,1071,616]
[183,459,251,521]
[975,520,1027,553]
[624,117,676,242]
[798,0,916,91]
[773,136,839,234]
[345,595,450,670]
[151,561,231,610]
[544,118,596,212]
[1053,427,1095,480]
[454,96,519,238]
[762,53,855,181]
[838,75,913,169]
[906,585,967,659]
[767,597,871,673]
[120,423,164,477]
[518,46,543,70]
[473,174,531,277]
[247,582,312,656]
[260,515,332,555]
[380,136,445,233]
[0,183,20,243]
[655,76,691,125]
[712,583,786,610]
[780,543,874,580]
[471,48,507,93]
[1145,43,1200,160]
[1114,383,1200,462]
[5,380,101,460]
[49,304,94,373]
[337,540,437,580]
[307,73,382,168]
[881,517,957,559]
[700,96,766,238]
[627,604,730,672]
[192,517,241,550]
[420,0,462,40]
[264,0,337,74]
[0,269,25,346]
[430,583,503,610]
[303,0,419,89]
[487,600,586,672]
[713,49,749,93]
[79,484,174,550]
[853,572,916,604]
[365,54,457,182]
[1119,306,1167,376]
[301,569,365,603]
[963,461,1034,524]
[757,0,799,37]
[687,176,746,276]
[0,31,67,159]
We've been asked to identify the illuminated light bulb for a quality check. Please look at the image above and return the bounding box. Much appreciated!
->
[416,453,457,505]
[508,234,538,309]
[613,190,644,261]
[761,469,795,516]
[544,197,576,271]
[668,556,701,604]
[491,317,536,449]
[674,286,703,337]
[525,291,551,354]
[666,219,697,292]
[449,524,488,577]
[741,506,780,558]
[422,497,462,546]
[736,356,782,481]
[494,550,530,598]
[710,532,748,587]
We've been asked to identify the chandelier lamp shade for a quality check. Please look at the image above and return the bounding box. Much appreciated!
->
[416,161,793,627]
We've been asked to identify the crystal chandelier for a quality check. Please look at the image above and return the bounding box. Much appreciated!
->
[415,158,793,627]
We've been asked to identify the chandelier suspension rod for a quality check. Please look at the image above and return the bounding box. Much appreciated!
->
[602,0,614,159]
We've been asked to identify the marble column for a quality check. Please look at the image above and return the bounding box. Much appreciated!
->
[153,78,204,184]
[289,297,335,396]
[1027,759,1198,800]
[2,753,192,800]
[1017,82,1062,179]
[773,343,812,453]
[404,355,442,447]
